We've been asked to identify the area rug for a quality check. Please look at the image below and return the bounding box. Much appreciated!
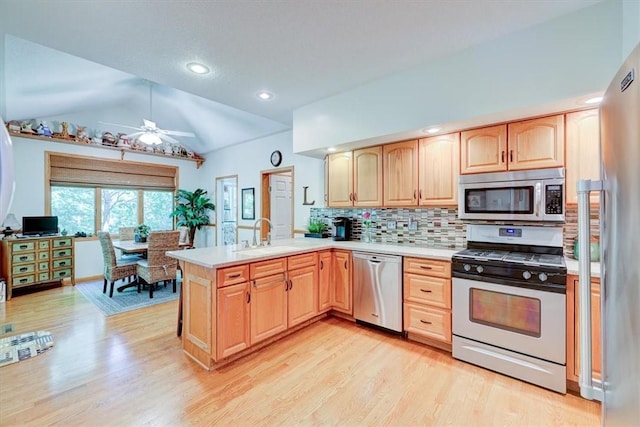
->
[0,331,55,368]
[75,279,181,317]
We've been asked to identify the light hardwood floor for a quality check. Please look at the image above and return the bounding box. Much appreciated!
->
[0,285,600,426]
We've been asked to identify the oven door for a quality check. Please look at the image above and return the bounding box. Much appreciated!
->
[452,277,565,364]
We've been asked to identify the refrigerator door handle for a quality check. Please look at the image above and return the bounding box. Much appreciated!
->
[576,179,604,402]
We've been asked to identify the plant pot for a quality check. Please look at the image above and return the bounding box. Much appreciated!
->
[134,234,147,243]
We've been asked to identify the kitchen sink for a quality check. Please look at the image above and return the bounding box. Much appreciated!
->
[233,245,300,257]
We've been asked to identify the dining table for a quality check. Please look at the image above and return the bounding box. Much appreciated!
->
[112,240,148,292]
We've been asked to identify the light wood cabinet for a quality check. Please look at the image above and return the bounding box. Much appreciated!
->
[326,147,383,207]
[403,257,452,344]
[217,282,251,359]
[383,140,419,206]
[418,133,460,206]
[331,250,352,314]
[318,250,332,312]
[460,124,508,174]
[566,109,600,205]
[250,273,288,344]
[567,275,601,382]
[288,265,318,327]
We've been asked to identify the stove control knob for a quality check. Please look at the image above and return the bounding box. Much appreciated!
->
[538,272,548,282]
[463,264,471,272]
[476,265,484,273]
[522,271,531,280]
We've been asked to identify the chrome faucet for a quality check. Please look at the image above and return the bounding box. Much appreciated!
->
[252,218,273,247]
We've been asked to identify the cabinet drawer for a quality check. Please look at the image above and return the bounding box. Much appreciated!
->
[52,258,72,269]
[53,269,72,279]
[52,238,72,248]
[217,264,250,288]
[404,303,451,343]
[39,261,49,271]
[39,272,50,281]
[52,248,72,258]
[13,275,36,287]
[13,263,36,275]
[39,240,50,249]
[287,252,318,270]
[38,251,49,260]
[12,241,35,252]
[404,257,451,278]
[250,257,287,280]
[13,253,36,263]
[404,273,451,309]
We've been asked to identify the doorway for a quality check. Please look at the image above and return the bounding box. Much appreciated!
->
[216,175,238,246]
[260,167,293,241]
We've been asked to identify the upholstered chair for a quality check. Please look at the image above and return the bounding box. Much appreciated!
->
[97,231,139,298]
[136,230,180,298]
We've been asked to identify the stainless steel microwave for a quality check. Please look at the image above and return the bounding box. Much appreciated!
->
[458,168,565,222]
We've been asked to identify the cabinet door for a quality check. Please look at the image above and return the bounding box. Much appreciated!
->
[507,115,565,170]
[331,250,352,314]
[460,124,507,174]
[566,109,600,205]
[353,146,383,207]
[383,140,419,206]
[567,276,601,382]
[288,265,319,327]
[217,282,250,359]
[250,274,288,344]
[318,251,332,313]
[327,151,354,207]
[418,133,459,206]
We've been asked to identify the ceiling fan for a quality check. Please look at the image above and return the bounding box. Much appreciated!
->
[100,81,195,145]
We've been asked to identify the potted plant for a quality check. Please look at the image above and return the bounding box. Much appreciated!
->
[135,223,151,242]
[170,188,215,246]
[304,218,330,238]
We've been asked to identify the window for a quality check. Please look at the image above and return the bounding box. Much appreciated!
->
[47,152,178,236]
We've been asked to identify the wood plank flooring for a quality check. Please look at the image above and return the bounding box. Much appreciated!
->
[0,286,600,426]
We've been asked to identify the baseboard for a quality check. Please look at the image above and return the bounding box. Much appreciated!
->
[74,275,103,284]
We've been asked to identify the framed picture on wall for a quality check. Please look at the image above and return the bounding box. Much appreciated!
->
[242,188,255,220]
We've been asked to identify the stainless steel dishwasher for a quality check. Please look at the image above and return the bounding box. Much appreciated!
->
[353,252,403,333]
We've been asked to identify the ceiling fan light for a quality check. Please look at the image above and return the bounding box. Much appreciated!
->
[186,62,210,75]
[138,132,162,145]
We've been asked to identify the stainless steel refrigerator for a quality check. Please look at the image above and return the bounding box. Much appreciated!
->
[577,43,640,425]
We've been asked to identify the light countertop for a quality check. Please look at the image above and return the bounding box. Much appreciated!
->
[565,257,601,278]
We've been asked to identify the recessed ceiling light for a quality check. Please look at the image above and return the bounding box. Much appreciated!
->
[422,127,440,134]
[327,147,337,152]
[257,91,274,101]
[186,62,210,75]
[585,96,603,104]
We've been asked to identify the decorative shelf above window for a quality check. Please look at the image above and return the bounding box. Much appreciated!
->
[7,130,205,169]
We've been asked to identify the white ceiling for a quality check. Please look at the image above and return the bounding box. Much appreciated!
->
[1,0,602,154]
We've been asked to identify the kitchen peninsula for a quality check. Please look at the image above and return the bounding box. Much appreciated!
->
[167,240,457,370]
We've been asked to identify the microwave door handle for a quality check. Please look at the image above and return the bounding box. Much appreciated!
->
[535,183,542,217]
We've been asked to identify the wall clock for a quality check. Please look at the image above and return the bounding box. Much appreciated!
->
[270,150,282,167]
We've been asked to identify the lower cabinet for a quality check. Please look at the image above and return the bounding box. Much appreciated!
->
[331,250,352,314]
[288,264,319,327]
[567,275,601,382]
[250,273,288,344]
[318,250,332,312]
[217,282,251,360]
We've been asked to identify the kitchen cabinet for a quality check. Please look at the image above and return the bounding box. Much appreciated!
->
[331,250,352,314]
[418,133,460,206]
[403,257,452,344]
[326,147,383,207]
[460,115,565,174]
[217,282,251,359]
[566,109,600,205]
[287,252,319,326]
[383,140,419,206]
[318,250,332,312]
[566,275,601,383]
[250,272,288,344]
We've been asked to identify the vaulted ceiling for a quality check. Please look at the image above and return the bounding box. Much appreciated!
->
[1,0,601,154]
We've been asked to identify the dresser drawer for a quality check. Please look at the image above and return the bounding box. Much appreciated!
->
[53,269,72,279]
[13,253,36,263]
[217,264,250,288]
[52,238,72,248]
[12,241,35,252]
[39,240,50,249]
[13,263,36,275]
[13,274,36,287]
[404,303,451,343]
[287,252,317,270]
[250,257,287,280]
[38,251,49,260]
[52,258,72,269]
[52,248,72,258]
[404,273,451,309]
[404,257,451,278]
[39,261,49,271]
[39,272,50,281]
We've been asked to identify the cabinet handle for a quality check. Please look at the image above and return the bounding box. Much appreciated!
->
[247,291,251,304]
[349,193,353,202]
[353,193,357,202]
[19,245,28,249]
[419,266,432,270]
[419,289,432,293]
[419,189,422,200]
[19,256,28,261]
[344,260,348,269]
[413,190,417,200]
[19,278,28,283]
[501,150,505,163]
[289,280,293,291]
[320,260,324,270]
[59,261,66,266]
[510,150,513,162]
[58,251,67,256]
[19,267,28,272]
[229,273,241,279]
[59,271,67,276]
[420,319,432,325]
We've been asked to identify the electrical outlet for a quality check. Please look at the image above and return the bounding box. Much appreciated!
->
[387,220,397,230]
[1,323,14,334]
[408,217,418,231]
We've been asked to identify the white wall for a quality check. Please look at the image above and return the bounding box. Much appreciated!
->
[293,0,622,154]
[200,130,324,242]
[622,0,640,59]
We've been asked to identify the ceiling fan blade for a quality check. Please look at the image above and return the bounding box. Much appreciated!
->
[143,119,157,130]
[158,133,179,144]
[161,129,195,137]
[99,121,142,131]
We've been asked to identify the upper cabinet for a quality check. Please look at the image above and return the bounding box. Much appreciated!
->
[418,133,460,206]
[460,115,565,174]
[565,109,600,205]
[383,140,419,206]
[327,147,383,207]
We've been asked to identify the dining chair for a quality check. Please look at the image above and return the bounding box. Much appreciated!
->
[136,230,180,298]
[97,231,139,298]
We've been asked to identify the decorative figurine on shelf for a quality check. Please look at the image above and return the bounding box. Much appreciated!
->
[60,121,70,139]
[75,126,90,143]
[35,121,53,137]
[117,133,130,148]
[20,121,34,133]
[7,121,20,133]
[102,131,117,146]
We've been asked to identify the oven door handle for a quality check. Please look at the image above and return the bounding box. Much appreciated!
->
[534,182,542,217]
